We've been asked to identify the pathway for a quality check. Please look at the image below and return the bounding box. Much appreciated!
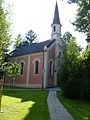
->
[47,88,74,120]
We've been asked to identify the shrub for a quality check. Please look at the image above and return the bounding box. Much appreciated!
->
[58,39,90,100]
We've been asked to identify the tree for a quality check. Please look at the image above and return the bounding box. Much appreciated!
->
[0,1,11,71]
[14,30,38,48]
[58,37,82,99]
[58,36,90,100]
[81,44,90,99]
[7,62,20,88]
[20,40,29,46]
[14,33,29,48]
[0,0,11,111]
[0,0,20,111]
[67,0,90,34]
[74,0,90,34]
[25,30,38,44]
[13,34,22,49]
[62,31,72,42]
[67,0,78,4]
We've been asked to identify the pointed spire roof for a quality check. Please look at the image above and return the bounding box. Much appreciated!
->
[52,1,61,25]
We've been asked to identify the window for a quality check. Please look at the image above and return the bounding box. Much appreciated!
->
[32,58,40,75]
[50,60,53,76]
[34,61,39,74]
[20,62,24,75]
[53,26,56,32]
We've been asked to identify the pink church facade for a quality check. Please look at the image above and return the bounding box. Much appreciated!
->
[5,2,65,88]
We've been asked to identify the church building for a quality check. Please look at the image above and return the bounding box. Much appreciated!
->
[6,1,65,88]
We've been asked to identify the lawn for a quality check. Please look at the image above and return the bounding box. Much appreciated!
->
[0,90,50,120]
[57,92,90,120]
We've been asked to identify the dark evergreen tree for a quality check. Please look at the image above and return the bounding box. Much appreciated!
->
[25,30,38,44]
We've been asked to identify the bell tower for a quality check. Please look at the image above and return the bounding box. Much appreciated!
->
[51,1,62,40]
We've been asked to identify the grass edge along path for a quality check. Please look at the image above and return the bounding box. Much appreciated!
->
[0,90,50,120]
[57,92,90,120]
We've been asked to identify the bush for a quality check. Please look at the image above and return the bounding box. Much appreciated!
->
[0,71,4,79]
[57,39,90,100]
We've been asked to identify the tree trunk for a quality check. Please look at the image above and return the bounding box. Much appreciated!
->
[0,78,4,112]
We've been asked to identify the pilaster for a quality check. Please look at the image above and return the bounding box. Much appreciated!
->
[43,46,48,88]
[26,56,30,84]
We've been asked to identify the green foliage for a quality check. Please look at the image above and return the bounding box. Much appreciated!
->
[58,37,90,100]
[20,40,29,46]
[82,44,90,59]
[81,45,90,99]
[58,37,82,98]
[13,34,22,49]
[13,30,38,49]
[74,0,90,33]
[67,0,79,4]
[25,30,37,44]
[7,62,20,78]
[62,31,72,42]
[0,0,11,74]
[67,0,90,34]
[0,0,3,7]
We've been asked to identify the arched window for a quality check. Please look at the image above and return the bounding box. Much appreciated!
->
[20,62,24,75]
[34,60,39,74]
[53,26,56,32]
[50,60,54,76]
[32,58,40,75]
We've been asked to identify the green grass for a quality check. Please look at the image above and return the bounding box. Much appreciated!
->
[57,92,90,120]
[3,85,39,89]
[0,90,50,120]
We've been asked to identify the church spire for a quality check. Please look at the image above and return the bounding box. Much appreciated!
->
[52,1,61,25]
[51,1,61,40]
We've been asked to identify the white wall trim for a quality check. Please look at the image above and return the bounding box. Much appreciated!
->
[48,41,55,50]
[26,56,30,84]
[13,52,43,59]
[19,60,25,65]
[43,49,48,88]
[5,83,42,88]
[19,60,25,76]
[32,58,41,75]
[32,58,41,64]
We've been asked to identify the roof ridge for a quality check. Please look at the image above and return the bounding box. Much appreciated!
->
[11,39,55,57]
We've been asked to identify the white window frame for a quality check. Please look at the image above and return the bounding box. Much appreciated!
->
[19,60,25,76]
[32,58,41,75]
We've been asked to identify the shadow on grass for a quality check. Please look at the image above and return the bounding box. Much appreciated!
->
[3,90,50,120]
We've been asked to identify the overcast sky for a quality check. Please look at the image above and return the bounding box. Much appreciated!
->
[6,0,87,48]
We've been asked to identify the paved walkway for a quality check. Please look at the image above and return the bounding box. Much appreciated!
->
[47,88,74,120]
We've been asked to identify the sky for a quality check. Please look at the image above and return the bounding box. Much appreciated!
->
[5,0,87,48]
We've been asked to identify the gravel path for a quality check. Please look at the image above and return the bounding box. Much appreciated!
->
[47,89,74,120]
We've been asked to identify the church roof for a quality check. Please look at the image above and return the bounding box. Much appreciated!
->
[11,39,55,57]
[52,1,61,25]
